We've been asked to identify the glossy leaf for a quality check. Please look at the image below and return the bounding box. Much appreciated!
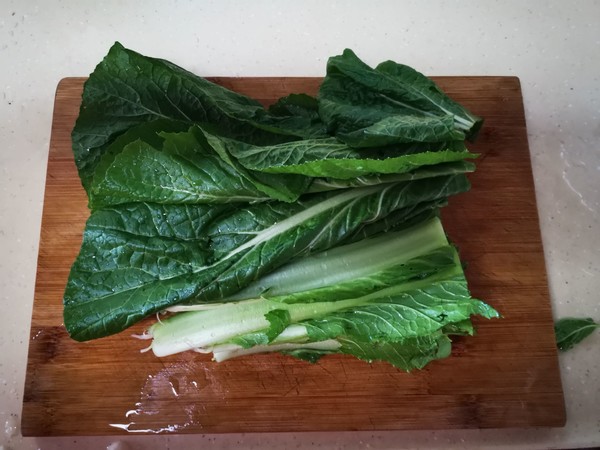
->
[555,317,599,351]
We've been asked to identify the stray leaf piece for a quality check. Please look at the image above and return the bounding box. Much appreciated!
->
[554,317,599,352]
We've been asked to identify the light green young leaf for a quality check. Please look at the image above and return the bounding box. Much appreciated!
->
[218,135,476,179]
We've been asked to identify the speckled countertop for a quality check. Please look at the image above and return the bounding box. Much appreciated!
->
[1,1,598,449]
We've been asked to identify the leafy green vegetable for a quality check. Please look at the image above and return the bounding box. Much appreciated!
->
[88,124,311,208]
[65,43,495,370]
[218,136,476,179]
[318,49,482,147]
[65,176,470,341]
[307,160,475,192]
[73,42,326,191]
[267,93,326,137]
[286,333,452,369]
[220,333,453,370]
[148,217,498,370]
[555,317,599,351]
[86,120,476,209]
[225,217,455,303]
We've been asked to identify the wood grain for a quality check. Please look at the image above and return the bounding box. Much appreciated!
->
[22,77,565,436]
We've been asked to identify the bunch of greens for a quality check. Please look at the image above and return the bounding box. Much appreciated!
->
[64,42,498,370]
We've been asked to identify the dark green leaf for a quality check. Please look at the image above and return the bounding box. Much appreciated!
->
[318,49,482,147]
[555,317,599,351]
[73,42,320,190]
[88,124,312,208]
[268,93,326,138]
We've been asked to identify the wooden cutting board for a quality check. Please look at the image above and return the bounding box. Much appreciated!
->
[22,76,566,436]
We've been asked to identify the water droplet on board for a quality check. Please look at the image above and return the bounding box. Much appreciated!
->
[110,361,209,433]
[125,409,139,418]
[32,330,44,340]
[168,376,180,397]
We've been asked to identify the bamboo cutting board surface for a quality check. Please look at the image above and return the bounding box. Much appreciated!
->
[22,76,565,436]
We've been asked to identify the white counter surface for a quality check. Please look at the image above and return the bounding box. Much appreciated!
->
[1,1,598,449]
